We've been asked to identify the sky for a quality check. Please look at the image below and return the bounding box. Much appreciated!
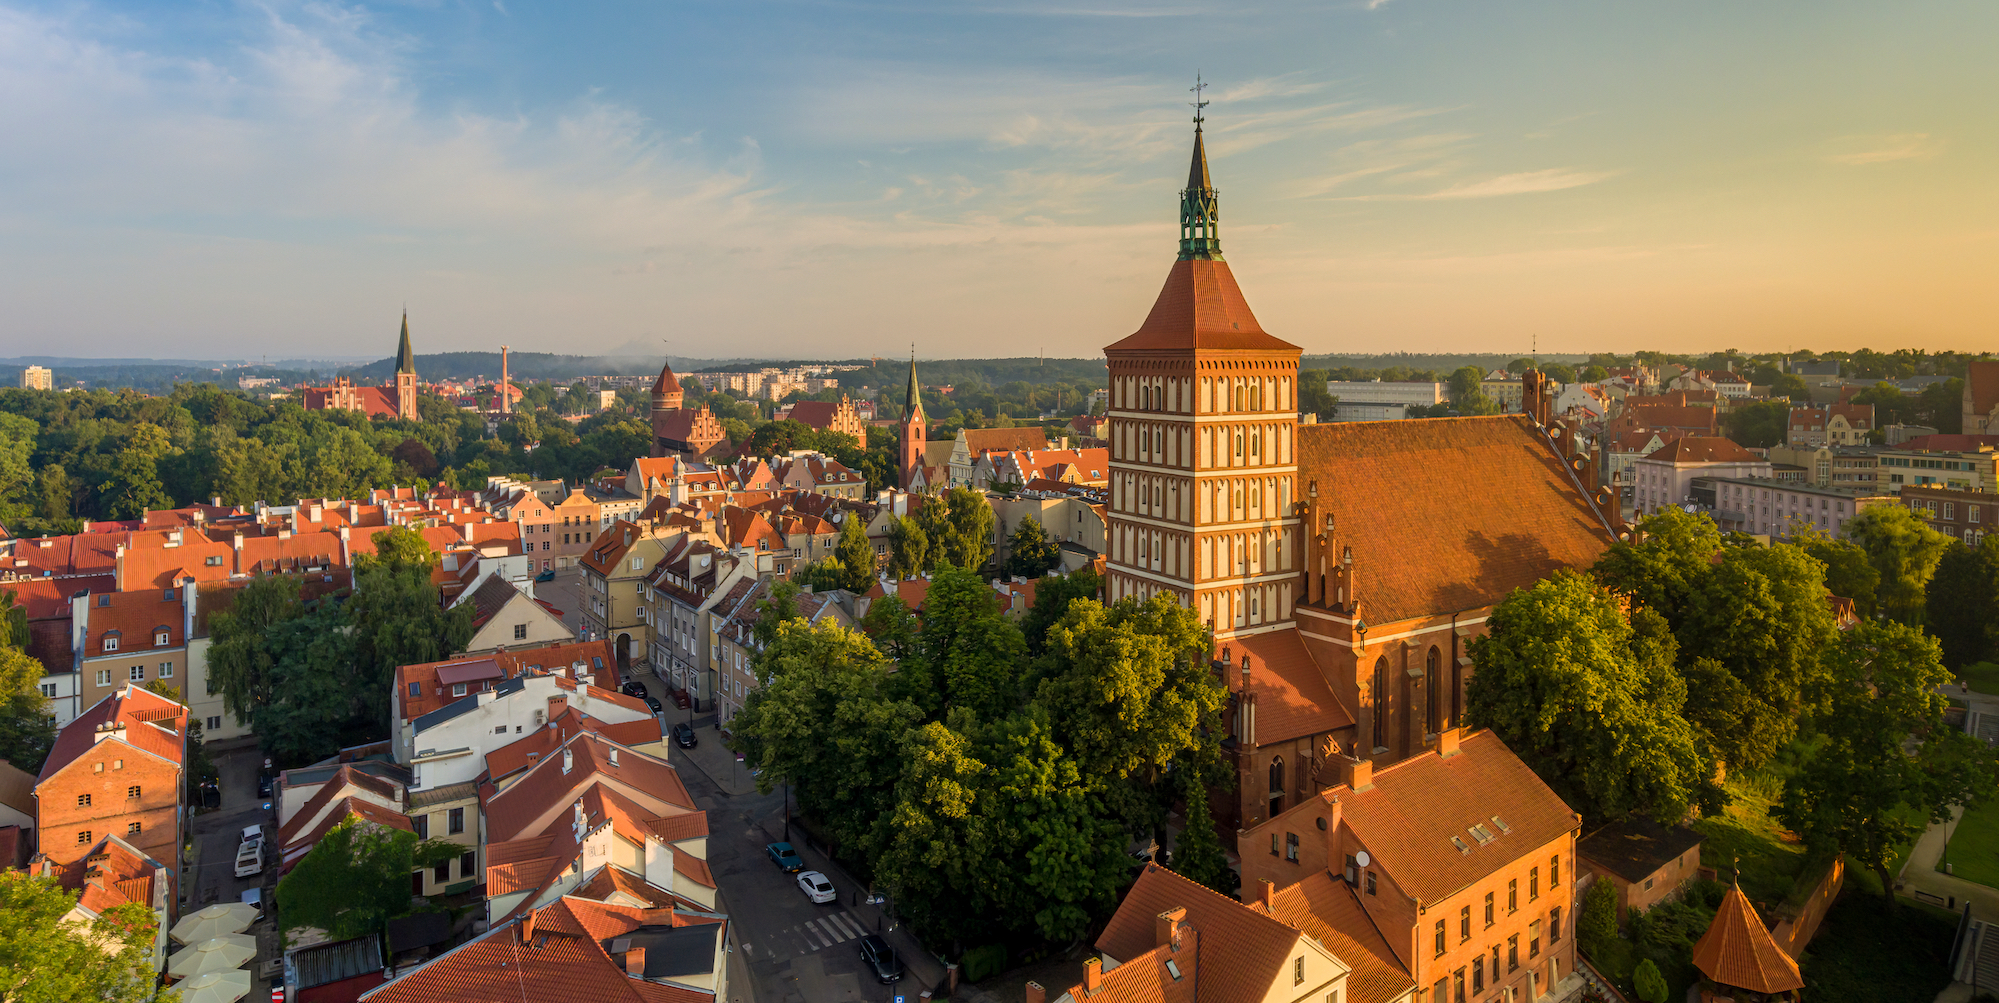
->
[1,1,1994,362]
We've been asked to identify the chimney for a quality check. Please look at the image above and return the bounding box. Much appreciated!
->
[520,910,536,943]
[624,945,646,977]
[1260,879,1276,913]
[1155,906,1186,951]
[501,345,513,415]
[1437,726,1463,758]
[1024,982,1047,1003]
[1082,957,1103,993]
[1341,756,1373,792]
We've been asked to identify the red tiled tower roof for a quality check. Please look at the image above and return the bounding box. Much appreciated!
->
[1105,259,1299,353]
[1690,883,1804,993]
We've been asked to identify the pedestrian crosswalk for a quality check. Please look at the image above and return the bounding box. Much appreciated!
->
[742,910,873,961]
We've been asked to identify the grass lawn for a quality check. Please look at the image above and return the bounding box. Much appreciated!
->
[1938,797,1999,890]
[1961,661,1999,696]
[1800,890,1958,1003]
[1692,775,1812,913]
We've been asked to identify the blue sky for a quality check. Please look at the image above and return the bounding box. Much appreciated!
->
[1,1,1993,360]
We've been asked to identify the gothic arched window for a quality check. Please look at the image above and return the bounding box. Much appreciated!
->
[1425,646,1442,736]
[1371,657,1389,749]
[1269,756,1285,806]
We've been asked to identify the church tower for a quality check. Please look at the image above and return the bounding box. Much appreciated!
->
[393,311,419,421]
[898,352,927,490]
[1102,107,1303,640]
[650,360,685,459]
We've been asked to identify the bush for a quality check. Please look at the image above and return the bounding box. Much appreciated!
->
[961,944,1007,983]
[1631,898,1715,955]
[1578,879,1620,957]
[1683,878,1728,910]
[1633,959,1669,1003]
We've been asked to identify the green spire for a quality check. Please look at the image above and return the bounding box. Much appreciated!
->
[1178,123,1222,261]
[904,350,924,422]
[395,311,416,374]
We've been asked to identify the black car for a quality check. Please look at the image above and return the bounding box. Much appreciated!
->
[255,773,274,798]
[620,681,649,699]
[858,934,904,984]
[671,721,698,749]
[641,694,664,714]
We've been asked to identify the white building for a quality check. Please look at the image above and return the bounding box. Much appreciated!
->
[1631,437,1771,517]
[1706,478,1896,540]
[1324,380,1445,422]
[403,672,662,792]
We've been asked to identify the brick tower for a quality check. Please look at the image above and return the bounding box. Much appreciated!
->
[898,351,927,489]
[1102,111,1303,640]
[392,310,419,421]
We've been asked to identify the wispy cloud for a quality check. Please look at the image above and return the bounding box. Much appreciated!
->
[1825,133,1945,166]
[1333,168,1616,201]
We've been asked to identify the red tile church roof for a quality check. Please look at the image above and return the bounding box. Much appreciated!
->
[1105,258,1299,353]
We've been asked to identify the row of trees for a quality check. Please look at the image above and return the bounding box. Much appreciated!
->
[207,528,471,767]
[730,567,1234,950]
[1467,506,1995,898]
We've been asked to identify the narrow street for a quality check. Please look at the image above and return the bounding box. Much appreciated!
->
[184,738,283,1000]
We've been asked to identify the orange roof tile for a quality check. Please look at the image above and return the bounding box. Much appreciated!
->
[1690,883,1804,992]
[1105,258,1300,353]
[1223,630,1353,743]
[1263,873,1413,1003]
[39,686,185,781]
[1645,436,1758,464]
[1296,415,1616,625]
[1098,864,1302,1003]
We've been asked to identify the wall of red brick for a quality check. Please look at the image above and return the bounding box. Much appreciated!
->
[36,743,181,866]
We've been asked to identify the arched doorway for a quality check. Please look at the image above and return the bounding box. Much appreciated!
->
[615,633,631,673]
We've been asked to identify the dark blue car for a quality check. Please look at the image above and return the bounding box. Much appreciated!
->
[766,841,804,872]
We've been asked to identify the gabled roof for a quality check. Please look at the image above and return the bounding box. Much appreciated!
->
[651,362,682,396]
[1105,259,1300,354]
[1295,415,1617,625]
[457,575,530,627]
[1223,630,1353,743]
[39,685,185,782]
[1577,816,1704,884]
[0,759,37,816]
[1263,873,1414,1003]
[1644,436,1759,464]
[1690,884,1804,992]
[1097,863,1301,1003]
[52,834,165,917]
[486,733,694,845]
[485,706,663,785]
[1318,730,1577,903]
[957,427,1049,456]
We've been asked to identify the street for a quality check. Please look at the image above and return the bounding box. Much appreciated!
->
[185,738,282,998]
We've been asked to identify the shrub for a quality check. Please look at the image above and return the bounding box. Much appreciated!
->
[1578,879,1620,957]
[1633,959,1669,1003]
[1631,898,1715,956]
[961,944,1007,983]
[1683,878,1728,910]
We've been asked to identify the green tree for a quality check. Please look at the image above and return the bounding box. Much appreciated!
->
[1004,513,1062,579]
[99,422,173,519]
[943,486,996,571]
[0,872,164,1003]
[1577,878,1619,958]
[1845,505,1952,624]
[1926,539,1999,669]
[254,603,359,766]
[0,412,34,504]
[887,514,929,579]
[206,574,307,725]
[752,580,803,650]
[1800,531,1880,617]
[858,595,918,662]
[1777,620,1999,900]
[1720,400,1790,449]
[1466,571,1722,824]
[912,493,957,572]
[831,513,878,591]
[1448,366,1498,415]
[1020,566,1102,656]
[1168,771,1234,896]
[348,528,472,729]
[920,565,1027,722]
[0,588,28,650]
[0,648,54,773]
[275,816,459,940]
[1633,959,1669,1003]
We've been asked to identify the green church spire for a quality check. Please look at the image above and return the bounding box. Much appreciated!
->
[395,311,416,374]
[1179,76,1222,261]
[904,349,924,422]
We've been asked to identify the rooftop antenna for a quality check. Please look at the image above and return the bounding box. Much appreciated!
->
[1190,73,1208,127]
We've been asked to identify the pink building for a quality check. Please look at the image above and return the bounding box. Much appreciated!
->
[1631,437,1769,517]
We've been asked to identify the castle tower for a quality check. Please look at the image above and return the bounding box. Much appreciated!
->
[1101,111,1303,639]
[393,311,419,421]
[650,360,685,459]
[898,352,927,490]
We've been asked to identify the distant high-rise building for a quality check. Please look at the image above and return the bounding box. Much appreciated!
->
[21,365,52,391]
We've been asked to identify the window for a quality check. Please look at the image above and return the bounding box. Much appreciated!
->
[433,860,450,883]
[160,661,173,678]
[1425,647,1440,735]
[460,850,476,877]
[129,665,145,681]
[155,630,170,645]
[1643,876,1653,891]
[514,623,528,640]
[207,716,221,731]
[1286,832,1300,861]
[1454,969,1466,1003]
[1370,657,1388,748]
[127,785,141,799]
[1434,919,1446,957]
[1431,979,1447,1003]
[1473,956,1484,993]
[1551,854,1559,886]
[1460,905,1471,942]
[1529,920,1541,958]
[408,682,421,697]
[1366,870,1377,896]
[452,683,467,697]
[1344,854,1359,884]
[448,807,465,835]
[1295,956,1305,986]
[1530,866,1538,901]
[38,683,55,699]
[77,830,92,844]
[1491,945,1502,982]
[102,636,118,652]
[1550,907,1562,943]
[1484,891,1494,927]
[412,815,429,840]
[128,822,142,835]
[1508,878,1517,913]
[1507,935,1518,972]
[77,793,91,807]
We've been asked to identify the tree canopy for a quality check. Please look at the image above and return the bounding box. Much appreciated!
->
[275,817,461,940]
[1844,505,1953,625]
[0,872,164,1003]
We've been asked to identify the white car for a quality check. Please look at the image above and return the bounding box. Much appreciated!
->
[234,824,265,878]
[797,870,836,905]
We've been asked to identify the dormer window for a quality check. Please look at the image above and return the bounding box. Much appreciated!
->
[155,629,171,645]
[102,634,119,652]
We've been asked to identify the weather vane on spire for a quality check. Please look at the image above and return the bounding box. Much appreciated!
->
[1190,73,1209,127]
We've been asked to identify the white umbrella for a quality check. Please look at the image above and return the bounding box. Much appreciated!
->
[169,903,259,944]
[175,970,252,1003]
[167,934,258,979]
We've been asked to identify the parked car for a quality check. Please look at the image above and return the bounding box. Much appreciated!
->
[669,689,691,709]
[858,934,905,984]
[198,781,221,809]
[766,842,804,872]
[796,869,836,904]
[256,772,274,798]
[640,694,664,714]
[620,681,649,699]
[671,721,698,749]
[234,826,265,878]
[535,568,556,582]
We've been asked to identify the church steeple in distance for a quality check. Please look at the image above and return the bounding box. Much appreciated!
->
[903,349,924,423]
[1180,75,1222,262]
[395,311,417,374]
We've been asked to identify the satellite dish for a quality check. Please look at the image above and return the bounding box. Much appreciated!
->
[1355,850,1371,867]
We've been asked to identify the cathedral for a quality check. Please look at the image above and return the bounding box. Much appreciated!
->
[301,313,421,421]
[1102,115,1629,831]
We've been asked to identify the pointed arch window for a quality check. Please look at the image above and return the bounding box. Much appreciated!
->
[1372,657,1389,750]
[1268,756,1286,814]
[1426,646,1442,736]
